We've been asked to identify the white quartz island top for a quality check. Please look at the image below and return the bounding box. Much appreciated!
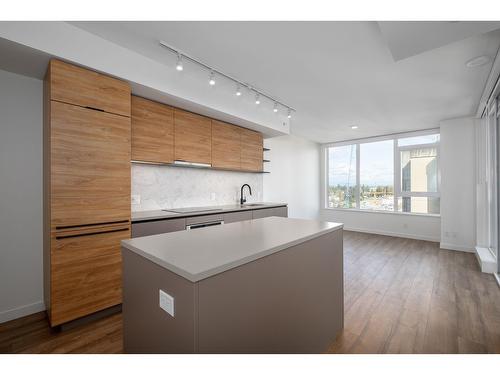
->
[121,217,343,282]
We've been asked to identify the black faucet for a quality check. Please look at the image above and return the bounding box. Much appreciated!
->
[240,184,252,205]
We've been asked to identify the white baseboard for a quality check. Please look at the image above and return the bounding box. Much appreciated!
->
[494,273,500,287]
[474,246,497,274]
[342,226,440,242]
[439,242,475,253]
[0,301,45,324]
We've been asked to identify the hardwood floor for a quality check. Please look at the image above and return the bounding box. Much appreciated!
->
[1,231,499,354]
[329,231,500,354]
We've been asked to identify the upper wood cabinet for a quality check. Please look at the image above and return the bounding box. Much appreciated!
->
[174,109,212,164]
[49,59,131,117]
[240,128,263,172]
[50,101,131,228]
[211,120,242,170]
[131,96,174,164]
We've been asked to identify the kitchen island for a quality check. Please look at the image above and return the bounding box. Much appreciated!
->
[121,216,344,353]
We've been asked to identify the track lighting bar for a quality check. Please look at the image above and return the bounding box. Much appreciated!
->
[159,40,296,116]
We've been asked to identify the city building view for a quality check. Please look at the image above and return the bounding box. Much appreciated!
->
[327,133,440,214]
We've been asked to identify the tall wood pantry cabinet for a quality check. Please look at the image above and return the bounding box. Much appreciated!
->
[43,59,131,326]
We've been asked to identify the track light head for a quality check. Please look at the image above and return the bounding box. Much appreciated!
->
[236,84,242,96]
[273,102,278,113]
[209,71,215,86]
[176,53,183,71]
[255,93,260,105]
[287,109,292,119]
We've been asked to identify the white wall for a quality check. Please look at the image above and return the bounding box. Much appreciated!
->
[320,209,441,241]
[132,164,263,211]
[439,117,477,252]
[0,69,44,322]
[263,135,320,219]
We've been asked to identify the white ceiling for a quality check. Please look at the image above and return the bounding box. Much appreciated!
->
[67,21,500,143]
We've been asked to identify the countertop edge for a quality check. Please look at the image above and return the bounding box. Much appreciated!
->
[131,203,288,223]
[121,221,343,283]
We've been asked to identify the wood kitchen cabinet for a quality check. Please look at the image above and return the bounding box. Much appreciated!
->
[240,128,263,172]
[44,59,131,327]
[174,109,212,164]
[50,100,131,228]
[50,226,129,326]
[211,120,241,169]
[131,96,174,164]
[49,59,130,117]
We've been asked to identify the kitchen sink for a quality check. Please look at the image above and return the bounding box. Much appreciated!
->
[242,204,265,207]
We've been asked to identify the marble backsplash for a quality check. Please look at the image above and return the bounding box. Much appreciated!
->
[131,164,263,212]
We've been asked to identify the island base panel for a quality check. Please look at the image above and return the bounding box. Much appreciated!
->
[122,229,343,353]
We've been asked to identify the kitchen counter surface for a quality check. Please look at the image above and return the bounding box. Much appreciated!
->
[131,202,287,222]
[121,216,343,282]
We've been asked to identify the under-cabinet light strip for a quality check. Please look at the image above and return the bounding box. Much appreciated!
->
[159,40,296,116]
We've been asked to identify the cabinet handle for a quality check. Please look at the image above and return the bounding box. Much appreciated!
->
[56,220,130,230]
[56,227,129,240]
[85,106,105,112]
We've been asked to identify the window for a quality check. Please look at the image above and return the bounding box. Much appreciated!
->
[325,130,440,215]
[327,144,356,208]
[360,140,394,211]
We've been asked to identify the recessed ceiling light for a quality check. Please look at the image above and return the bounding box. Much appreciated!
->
[466,55,490,68]
[351,125,358,130]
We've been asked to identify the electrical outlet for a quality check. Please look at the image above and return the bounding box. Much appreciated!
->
[159,289,174,317]
[131,194,141,205]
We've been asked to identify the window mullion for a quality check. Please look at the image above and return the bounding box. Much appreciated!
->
[394,139,399,212]
[356,143,360,209]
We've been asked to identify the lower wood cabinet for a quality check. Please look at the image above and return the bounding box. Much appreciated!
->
[49,226,130,326]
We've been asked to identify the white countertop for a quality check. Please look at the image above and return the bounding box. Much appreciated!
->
[121,217,343,282]
[131,202,287,222]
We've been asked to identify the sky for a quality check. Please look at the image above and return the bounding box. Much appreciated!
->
[328,140,394,186]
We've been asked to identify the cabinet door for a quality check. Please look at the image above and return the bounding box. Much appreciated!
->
[174,109,212,164]
[50,226,130,326]
[223,211,253,224]
[240,128,263,172]
[211,120,241,170]
[273,206,288,217]
[49,59,131,117]
[50,101,131,228]
[252,208,275,219]
[132,218,186,238]
[131,96,174,164]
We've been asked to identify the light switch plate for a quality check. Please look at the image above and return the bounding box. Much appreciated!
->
[159,289,174,317]
[131,194,141,205]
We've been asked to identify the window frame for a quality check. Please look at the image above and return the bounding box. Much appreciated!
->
[323,128,440,216]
